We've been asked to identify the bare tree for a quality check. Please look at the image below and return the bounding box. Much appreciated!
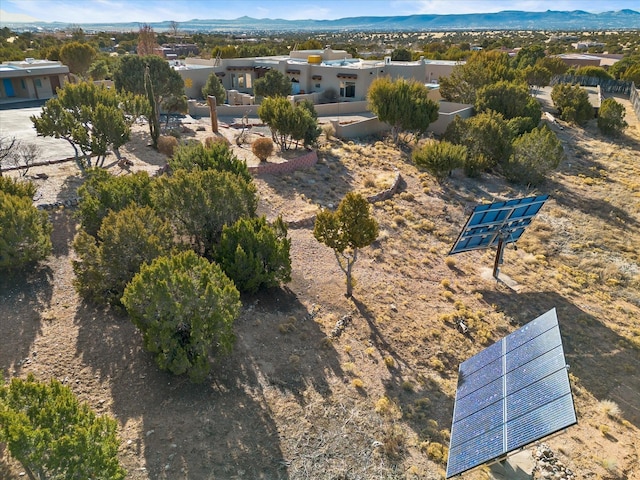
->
[169,21,180,43]
[0,136,19,177]
[137,24,159,56]
[16,143,41,177]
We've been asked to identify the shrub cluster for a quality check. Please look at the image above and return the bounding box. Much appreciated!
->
[72,140,292,382]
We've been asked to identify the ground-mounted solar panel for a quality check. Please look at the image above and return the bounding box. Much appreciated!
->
[448,195,549,279]
[446,308,576,478]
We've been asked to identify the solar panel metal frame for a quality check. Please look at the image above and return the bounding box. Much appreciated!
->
[449,195,549,255]
[446,308,576,478]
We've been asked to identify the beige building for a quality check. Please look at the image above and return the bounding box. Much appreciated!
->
[0,59,69,101]
[175,47,460,104]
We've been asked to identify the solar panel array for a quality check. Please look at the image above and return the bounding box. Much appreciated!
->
[446,308,576,478]
[449,195,549,255]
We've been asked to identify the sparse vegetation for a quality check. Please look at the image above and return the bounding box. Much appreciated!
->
[2,26,640,480]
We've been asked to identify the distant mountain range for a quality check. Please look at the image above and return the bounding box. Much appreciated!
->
[2,9,639,32]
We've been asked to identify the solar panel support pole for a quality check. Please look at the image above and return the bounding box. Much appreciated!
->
[493,237,506,280]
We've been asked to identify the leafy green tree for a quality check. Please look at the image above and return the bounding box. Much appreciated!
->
[512,45,546,69]
[40,45,61,61]
[31,82,140,169]
[475,81,541,134]
[211,45,238,59]
[535,56,569,76]
[0,373,125,480]
[113,55,184,149]
[444,111,513,177]
[439,50,515,104]
[597,97,628,136]
[519,64,552,91]
[59,41,97,78]
[76,168,155,237]
[201,72,226,104]
[169,141,251,182]
[122,250,240,382]
[254,69,291,98]
[88,57,112,80]
[391,47,412,61]
[0,191,52,270]
[609,54,640,81]
[153,169,257,256]
[0,175,36,198]
[295,99,322,148]
[72,205,174,305]
[412,140,467,181]
[367,77,439,144]
[551,83,594,125]
[574,66,614,80]
[502,124,565,186]
[258,96,321,150]
[620,64,640,84]
[297,39,323,50]
[313,192,379,298]
[161,93,188,128]
[216,216,291,293]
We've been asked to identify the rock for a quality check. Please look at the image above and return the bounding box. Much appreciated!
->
[146,429,155,437]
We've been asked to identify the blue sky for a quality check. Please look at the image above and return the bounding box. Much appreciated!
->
[1,0,636,24]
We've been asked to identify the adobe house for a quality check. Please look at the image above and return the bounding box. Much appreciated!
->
[176,47,459,104]
[0,59,69,102]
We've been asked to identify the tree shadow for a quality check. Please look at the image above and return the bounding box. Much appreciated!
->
[54,171,84,204]
[0,264,53,376]
[47,209,77,258]
[72,285,344,478]
[72,300,289,479]
[350,296,454,449]
[238,286,345,403]
[544,177,638,233]
[477,289,640,428]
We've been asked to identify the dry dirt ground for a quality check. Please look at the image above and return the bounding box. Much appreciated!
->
[1,104,639,480]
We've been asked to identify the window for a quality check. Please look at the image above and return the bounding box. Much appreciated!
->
[315,83,321,89]
[34,79,42,87]
[340,81,355,98]
[20,79,26,89]
[231,73,252,89]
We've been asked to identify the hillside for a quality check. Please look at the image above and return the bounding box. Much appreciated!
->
[1,97,639,479]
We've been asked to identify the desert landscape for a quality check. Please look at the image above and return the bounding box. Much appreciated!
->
[1,93,639,480]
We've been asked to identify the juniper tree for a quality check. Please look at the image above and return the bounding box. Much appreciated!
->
[313,192,379,298]
[122,250,240,382]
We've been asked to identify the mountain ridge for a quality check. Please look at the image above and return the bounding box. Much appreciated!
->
[2,9,639,31]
